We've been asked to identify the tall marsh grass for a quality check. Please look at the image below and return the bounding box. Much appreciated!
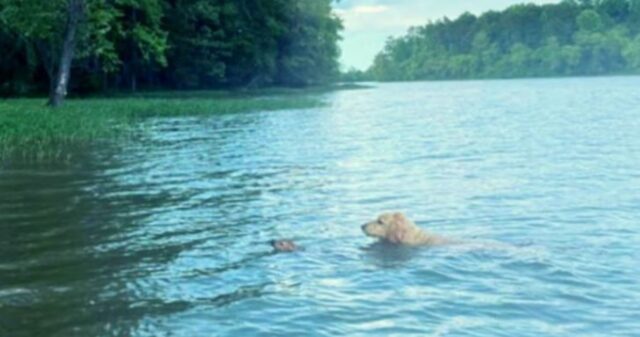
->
[0,93,323,161]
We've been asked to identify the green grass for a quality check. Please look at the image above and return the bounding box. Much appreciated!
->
[0,91,326,161]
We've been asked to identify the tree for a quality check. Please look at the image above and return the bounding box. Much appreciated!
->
[113,0,167,92]
[598,0,630,23]
[0,0,166,105]
[628,0,640,33]
[340,67,370,82]
[577,9,604,32]
[162,0,230,89]
[0,0,82,106]
[275,0,343,86]
[0,23,42,95]
[49,0,85,107]
[623,36,640,69]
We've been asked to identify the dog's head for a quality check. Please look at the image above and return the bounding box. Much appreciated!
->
[361,212,412,244]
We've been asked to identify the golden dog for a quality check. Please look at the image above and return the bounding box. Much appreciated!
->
[361,212,448,246]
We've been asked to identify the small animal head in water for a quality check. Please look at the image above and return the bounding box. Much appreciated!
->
[271,239,298,252]
[361,212,411,244]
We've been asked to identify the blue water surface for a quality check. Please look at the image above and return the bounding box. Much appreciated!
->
[1,77,639,336]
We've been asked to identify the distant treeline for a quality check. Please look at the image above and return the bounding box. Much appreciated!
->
[0,0,342,102]
[368,0,640,81]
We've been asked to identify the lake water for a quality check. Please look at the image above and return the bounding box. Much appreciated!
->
[1,77,640,337]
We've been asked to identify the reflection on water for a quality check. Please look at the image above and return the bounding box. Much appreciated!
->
[2,77,640,336]
[361,242,419,268]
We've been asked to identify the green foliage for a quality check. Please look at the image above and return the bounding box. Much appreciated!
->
[370,0,640,81]
[0,0,66,39]
[0,90,324,160]
[162,0,341,89]
[340,68,371,82]
[623,35,640,68]
[0,0,342,96]
[577,9,604,32]
[162,0,229,88]
[274,0,343,86]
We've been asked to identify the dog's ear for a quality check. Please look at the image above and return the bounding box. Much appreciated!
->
[392,212,408,224]
[387,221,408,244]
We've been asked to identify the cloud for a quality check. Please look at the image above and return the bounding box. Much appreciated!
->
[351,5,389,14]
[335,4,423,32]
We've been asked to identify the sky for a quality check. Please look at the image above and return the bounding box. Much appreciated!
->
[334,0,561,70]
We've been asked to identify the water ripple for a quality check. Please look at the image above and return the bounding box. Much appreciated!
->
[2,77,640,336]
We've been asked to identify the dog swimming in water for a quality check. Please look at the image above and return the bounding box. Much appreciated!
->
[361,212,449,246]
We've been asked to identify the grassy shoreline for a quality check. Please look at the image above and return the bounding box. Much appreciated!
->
[0,89,337,161]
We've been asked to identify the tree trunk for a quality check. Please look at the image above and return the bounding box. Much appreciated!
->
[48,0,85,107]
[130,9,138,92]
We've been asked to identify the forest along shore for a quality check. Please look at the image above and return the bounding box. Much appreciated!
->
[0,1,342,105]
[367,1,640,81]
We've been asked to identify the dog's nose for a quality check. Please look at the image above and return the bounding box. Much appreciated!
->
[361,224,367,230]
